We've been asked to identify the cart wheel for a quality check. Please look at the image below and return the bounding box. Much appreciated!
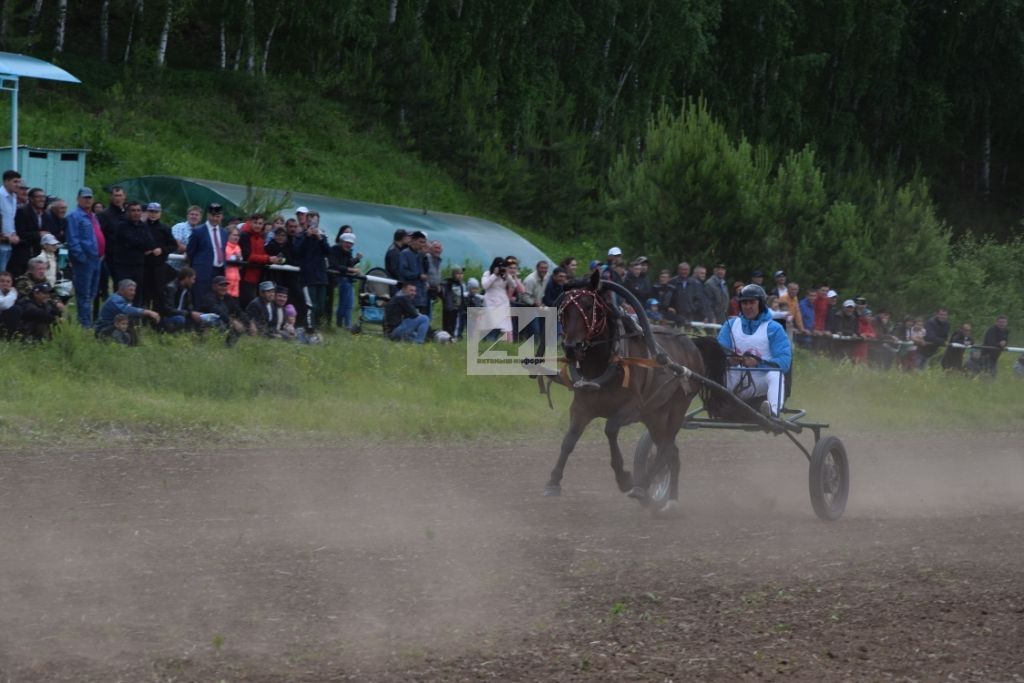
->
[633,431,671,509]
[809,435,849,521]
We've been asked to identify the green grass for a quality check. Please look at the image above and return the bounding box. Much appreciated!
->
[0,327,1020,449]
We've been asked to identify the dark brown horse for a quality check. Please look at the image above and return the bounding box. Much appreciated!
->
[543,270,725,513]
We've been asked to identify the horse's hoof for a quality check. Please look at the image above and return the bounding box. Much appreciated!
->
[652,499,680,517]
[543,485,561,497]
[626,486,648,501]
[616,471,634,493]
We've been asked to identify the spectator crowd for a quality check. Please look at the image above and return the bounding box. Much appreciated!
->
[0,172,1019,378]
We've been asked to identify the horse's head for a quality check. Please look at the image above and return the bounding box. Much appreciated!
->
[559,269,613,364]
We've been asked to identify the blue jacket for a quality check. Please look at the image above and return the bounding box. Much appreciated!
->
[799,297,815,331]
[398,246,428,307]
[293,233,330,286]
[66,207,100,263]
[717,309,792,372]
[96,293,146,332]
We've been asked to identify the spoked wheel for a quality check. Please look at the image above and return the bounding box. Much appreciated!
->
[809,435,850,521]
[633,431,672,509]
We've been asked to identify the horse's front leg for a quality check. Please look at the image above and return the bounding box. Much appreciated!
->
[657,437,681,515]
[605,417,633,493]
[544,404,592,496]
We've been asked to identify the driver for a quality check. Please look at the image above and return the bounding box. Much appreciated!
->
[717,284,792,417]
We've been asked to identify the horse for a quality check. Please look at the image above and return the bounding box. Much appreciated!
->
[543,270,727,513]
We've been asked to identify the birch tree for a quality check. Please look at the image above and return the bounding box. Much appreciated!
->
[156,0,175,66]
[54,0,67,53]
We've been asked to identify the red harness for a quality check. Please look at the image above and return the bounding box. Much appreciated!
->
[558,289,610,342]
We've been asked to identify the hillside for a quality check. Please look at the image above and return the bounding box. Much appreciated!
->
[1,57,585,261]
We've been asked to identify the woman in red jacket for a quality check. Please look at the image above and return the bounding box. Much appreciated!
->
[238,214,283,307]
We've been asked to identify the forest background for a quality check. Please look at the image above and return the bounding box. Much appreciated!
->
[4,0,1024,326]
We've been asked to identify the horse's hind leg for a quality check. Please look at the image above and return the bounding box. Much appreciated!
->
[659,437,681,514]
[604,417,633,493]
[544,406,592,496]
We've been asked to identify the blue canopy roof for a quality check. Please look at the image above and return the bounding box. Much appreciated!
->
[111,175,552,272]
[0,52,80,82]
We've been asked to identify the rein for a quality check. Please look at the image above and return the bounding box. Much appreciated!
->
[558,289,610,343]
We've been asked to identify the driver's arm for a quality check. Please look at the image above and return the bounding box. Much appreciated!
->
[765,321,792,372]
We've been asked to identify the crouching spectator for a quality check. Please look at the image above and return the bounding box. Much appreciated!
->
[161,266,205,332]
[96,279,161,343]
[0,270,19,338]
[202,275,249,345]
[245,281,284,337]
[18,282,63,341]
[386,281,429,343]
[110,314,133,345]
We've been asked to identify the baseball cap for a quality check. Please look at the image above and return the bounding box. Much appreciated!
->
[258,281,276,292]
[635,255,649,263]
[146,202,162,211]
[467,277,480,289]
[340,233,356,244]
[608,246,622,256]
[32,282,52,293]
[207,202,223,214]
[773,270,785,278]
[276,285,289,295]
[41,234,60,246]
[77,187,93,198]
[212,275,229,286]
[827,289,838,298]
[751,270,764,277]
[842,299,855,308]
[295,206,309,214]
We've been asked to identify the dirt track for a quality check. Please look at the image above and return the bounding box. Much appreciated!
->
[1,429,1022,681]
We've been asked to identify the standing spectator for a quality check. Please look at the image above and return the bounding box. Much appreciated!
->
[772,270,787,298]
[96,279,161,337]
[0,170,22,273]
[386,281,430,343]
[521,260,550,306]
[650,269,673,310]
[623,259,651,303]
[829,299,860,360]
[797,287,817,346]
[558,256,579,282]
[980,315,1010,377]
[543,267,568,308]
[398,230,429,316]
[264,226,296,297]
[0,270,19,337]
[18,282,63,341]
[941,322,973,371]
[749,270,766,288]
[705,263,730,324]
[239,213,278,306]
[42,197,68,243]
[384,228,409,294]
[853,297,876,363]
[223,225,243,298]
[441,266,468,339]
[667,262,692,324]
[918,307,951,369]
[293,214,330,341]
[111,201,156,306]
[687,265,713,325]
[11,187,48,277]
[97,185,127,305]
[482,257,513,341]
[187,202,228,301]
[294,206,309,231]
[601,247,624,284]
[426,240,443,310]
[870,309,900,369]
[728,281,745,317]
[66,187,103,327]
[328,231,362,330]
[170,205,202,271]
[781,282,807,337]
[142,202,177,311]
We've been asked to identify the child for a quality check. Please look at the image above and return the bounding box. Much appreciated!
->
[281,304,298,340]
[224,226,242,298]
[111,313,133,346]
[645,297,663,323]
[37,234,62,285]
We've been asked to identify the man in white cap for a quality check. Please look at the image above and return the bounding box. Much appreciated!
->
[295,206,309,231]
[602,246,624,285]
[328,230,362,330]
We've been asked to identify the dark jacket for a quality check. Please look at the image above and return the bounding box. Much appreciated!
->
[201,291,246,323]
[982,324,1010,361]
[42,209,67,243]
[384,243,404,282]
[18,297,61,340]
[623,272,652,303]
[686,276,713,323]
[292,232,330,286]
[921,315,951,359]
[98,204,126,258]
[244,297,281,335]
[385,291,420,329]
[398,246,428,307]
[328,244,361,284]
[113,220,156,267]
[441,277,468,312]
[941,331,972,369]
[12,205,47,274]
[829,311,859,337]
[162,279,198,318]
[542,277,565,308]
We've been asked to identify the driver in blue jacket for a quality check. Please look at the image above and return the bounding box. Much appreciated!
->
[717,284,792,417]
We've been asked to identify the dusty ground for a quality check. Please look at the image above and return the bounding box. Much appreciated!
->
[0,428,1022,681]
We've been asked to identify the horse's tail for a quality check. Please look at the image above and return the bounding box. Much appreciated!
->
[692,335,729,419]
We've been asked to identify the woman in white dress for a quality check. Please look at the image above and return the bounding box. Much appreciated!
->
[482,256,513,340]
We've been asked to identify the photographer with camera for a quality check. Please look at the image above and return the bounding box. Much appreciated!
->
[481,256,513,342]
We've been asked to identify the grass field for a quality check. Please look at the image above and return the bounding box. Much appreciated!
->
[1,324,1020,450]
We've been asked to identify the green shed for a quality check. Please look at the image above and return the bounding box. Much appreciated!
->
[110,175,552,272]
[0,145,88,201]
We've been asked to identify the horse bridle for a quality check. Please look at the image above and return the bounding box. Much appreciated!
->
[558,288,611,350]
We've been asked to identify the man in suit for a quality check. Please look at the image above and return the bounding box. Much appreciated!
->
[187,202,227,300]
[10,187,49,277]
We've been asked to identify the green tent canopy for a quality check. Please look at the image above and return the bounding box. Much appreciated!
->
[110,176,551,272]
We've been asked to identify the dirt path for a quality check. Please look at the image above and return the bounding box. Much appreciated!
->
[0,430,1022,681]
